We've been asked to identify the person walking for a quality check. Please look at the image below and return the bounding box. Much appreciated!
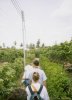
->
[22,64,33,86]
[28,59,47,87]
[26,72,49,100]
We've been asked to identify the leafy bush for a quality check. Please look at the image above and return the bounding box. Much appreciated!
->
[0,58,23,99]
[41,41,72,63]
[0,48,23,63]
[40,56,71,100]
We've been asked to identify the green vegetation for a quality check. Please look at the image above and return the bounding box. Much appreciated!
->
[40,56,72,100]
[0,40,72,99]
[0,48,23,63]
[45,40,72,63]
[0,48,24,100]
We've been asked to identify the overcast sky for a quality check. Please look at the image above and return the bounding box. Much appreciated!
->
[0,0,72,47]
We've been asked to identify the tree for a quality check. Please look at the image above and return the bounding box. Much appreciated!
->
[2,43,5,48]
[20,43,23,48]
[13,41,17,48]
[29,43,35,49]
[36,39,40,48]
[0,46,2,48]
[42,43,45,48]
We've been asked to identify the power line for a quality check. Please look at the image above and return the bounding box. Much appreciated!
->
[11,0,21,11]
[15,0,21,10]
[17,0,24,10]
[11,0,21,15]
[11,0,26,67]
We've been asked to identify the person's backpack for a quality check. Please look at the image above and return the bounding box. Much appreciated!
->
[23,79,31,87]
[28,85,43,100]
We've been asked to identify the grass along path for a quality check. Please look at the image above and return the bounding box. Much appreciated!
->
[40,56,72,100]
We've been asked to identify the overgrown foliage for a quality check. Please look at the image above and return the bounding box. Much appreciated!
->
[0,48,26,99]
[0,40,72,100]
[0,48,23,63]
[40,56,72,100]
[39,40,72,64]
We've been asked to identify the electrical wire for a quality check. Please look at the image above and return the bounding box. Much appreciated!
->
[11,0,21,11]
[11,0,21,16]
[15,0,21,10]
[11,0,26,67]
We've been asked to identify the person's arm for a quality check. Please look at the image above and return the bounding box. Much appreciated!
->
[42,71,47,87]
[21,72,26,83]
[22,73,25,80]
[43,80,47,87]
[28,72,33,82]
[43,86,50,100]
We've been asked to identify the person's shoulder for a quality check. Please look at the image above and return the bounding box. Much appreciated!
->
[38,68,45,73]
[32,68,45,74]
[25,64,33,71]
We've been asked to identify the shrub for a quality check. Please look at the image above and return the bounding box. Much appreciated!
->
[40,56,71,100]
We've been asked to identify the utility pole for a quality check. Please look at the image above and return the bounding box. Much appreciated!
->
[21,10,26,67]
[11,0,26,67]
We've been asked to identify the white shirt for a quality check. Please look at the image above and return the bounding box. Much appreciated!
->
[28,67,47,85]
[22,65,33,82]
[24,65,33,71]
[26,83,50,100]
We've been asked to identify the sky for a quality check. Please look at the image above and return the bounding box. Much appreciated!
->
[0,0,72,48]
